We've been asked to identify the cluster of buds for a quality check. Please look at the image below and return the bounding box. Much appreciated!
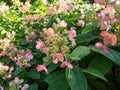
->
[0,3,9,13]
[25,29,38,43]
[0,62,14,79]
[98,4,117,30]
[12,0,31,13]
[0,31,16,58]
[9,77,29,90]
[48,0,76,15]
[6,45,33,67]
[22,15,48,25]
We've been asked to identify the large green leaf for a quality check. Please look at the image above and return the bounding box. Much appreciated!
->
[76,32,96,44]
[28,83,38,90]
[27,69,40,79]
[90,46,120,65]
[68,46,91,60]
[88,78,107,90]
[65,66,87,90]
[81,68,107,81]
[46,71,69,90]
[88,59,113,75]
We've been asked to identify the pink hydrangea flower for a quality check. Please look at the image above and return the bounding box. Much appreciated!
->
[60,61,73,69]
[0,86,3,90]
[102,45,109,53]
[41,47,50,54]
[53,53,64,64]
[95,42,109,53]
[48,7,57,15]
[36,39,44,50]
[46,28,54,36]
[58,20,67,28]
[69,27,76,38]
[98,4,116,30]
[13,77,23,84]
[26,35,32,42]
[94,0,106,5]
[100,31,117,46]
[25,49,33,61]
[77,20,85,27]
[95,42,103,48]
[21,84,29,90]
[36,65,48,73]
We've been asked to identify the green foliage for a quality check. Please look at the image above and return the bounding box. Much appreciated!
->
[65,66,88,90]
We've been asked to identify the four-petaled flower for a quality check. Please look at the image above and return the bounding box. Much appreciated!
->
[36,65,48,73]
[100,31,117,46]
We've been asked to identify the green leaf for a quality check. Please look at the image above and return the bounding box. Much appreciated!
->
[27,69,40,79]
[76,32,96,44]
[47,63,60,74]
[46,71,69,90]
[13,67,24,76]
[81,68,107,81]
[90,46,120,65]
[88,59,113,75]
[88,78,107,90]
[28,83,38,90]
[65,66,87,90]
[9,84,19,90]
[69,46,91,60]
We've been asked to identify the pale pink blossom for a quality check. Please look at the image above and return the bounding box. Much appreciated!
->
[16,61,22,66]
[95,42,109,53]
[100,31,117,46]
[48,7,57,15]
[26,35,32,42]
[21,84,29,90]
[36,39,44,50]
[0,86,3,90]
[13,77,23,84]
[53,53,64,64]
[95,42,103,48]
[9,44,17,51]
[46,28,54,36]
[36,65,48,73]
[77,20,85,27]
[60,61,73,69]
[69,28,76,38]
[102,45,108,53]
[98,4,116,30]
[3,74,12,79]
[94,0,106,5]
[41,47,50,54]
[25,49,33,61]
[58,20,67,28]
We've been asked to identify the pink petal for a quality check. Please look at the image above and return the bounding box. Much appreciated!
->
[21,84,29,90]
[36,65,48,73]
[102,46,109,53]
[69,28,76,38]
[53,59,58,64]
[41,47,50,54]
[95,42,103,48]
[111,34,117,46]
[36,39,44,50]
[77,20,85,27]
[60,61,73,69]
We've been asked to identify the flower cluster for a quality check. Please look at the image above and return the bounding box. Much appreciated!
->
[6,46,33,67]
[36,20,76,73]
[95,0,117,53]
[0,62,14,79]
[9,77,29,90]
